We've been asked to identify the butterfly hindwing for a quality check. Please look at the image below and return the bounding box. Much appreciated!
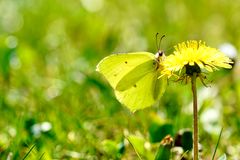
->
[115,71,160,112]
[153,75,167,100]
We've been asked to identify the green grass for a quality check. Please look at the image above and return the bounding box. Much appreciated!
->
[0,0,239,159]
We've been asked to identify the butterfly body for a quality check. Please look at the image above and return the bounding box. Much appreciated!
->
[96,51,167,112]
[155,50,165,69]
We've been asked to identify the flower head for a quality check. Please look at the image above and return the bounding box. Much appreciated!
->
[162,40,233,78]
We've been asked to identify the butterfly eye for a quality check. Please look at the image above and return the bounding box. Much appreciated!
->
[158,51,163,56]
[155,51,164,59]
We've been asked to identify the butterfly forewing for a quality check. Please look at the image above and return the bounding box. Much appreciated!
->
[96,52,155,89]
[116,59,157,91]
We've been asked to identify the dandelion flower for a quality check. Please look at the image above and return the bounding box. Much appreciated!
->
[162,41,233,159]
[162,40,233,78]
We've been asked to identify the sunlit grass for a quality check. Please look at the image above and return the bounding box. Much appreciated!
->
[0,0,239,159]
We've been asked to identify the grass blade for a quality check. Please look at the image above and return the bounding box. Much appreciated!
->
[39,152,45,160]
[22,144,36,160]
[212,128,223,160]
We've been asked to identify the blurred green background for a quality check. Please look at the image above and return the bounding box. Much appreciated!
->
[0,0,239,159]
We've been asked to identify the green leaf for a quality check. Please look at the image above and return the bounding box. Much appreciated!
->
[0,48,13,81]
[181,130,193,151]
[174,129,193,152]
[101,140,119,155]
[154,135,173,160]
[101,139,125,159]
[149,123,173,143]
[127,135,154,160]
[127,135,145,159]
[155,145,171,160]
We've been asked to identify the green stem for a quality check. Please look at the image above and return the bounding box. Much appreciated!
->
[191,73,198,160]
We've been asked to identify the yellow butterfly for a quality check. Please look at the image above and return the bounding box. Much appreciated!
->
[96,35,167,112]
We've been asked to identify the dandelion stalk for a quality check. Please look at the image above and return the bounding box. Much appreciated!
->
[161,40,233,160]
[191,73,198,160]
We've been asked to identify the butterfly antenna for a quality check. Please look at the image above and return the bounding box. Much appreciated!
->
[158,35,166,51]
[155,33,160,51]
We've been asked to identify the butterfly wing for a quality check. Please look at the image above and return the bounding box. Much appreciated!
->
[153,75,167,100]
[115,71,167,112]
[116,60,157,91]
[96,52,155,89]
[96,52,166,112]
